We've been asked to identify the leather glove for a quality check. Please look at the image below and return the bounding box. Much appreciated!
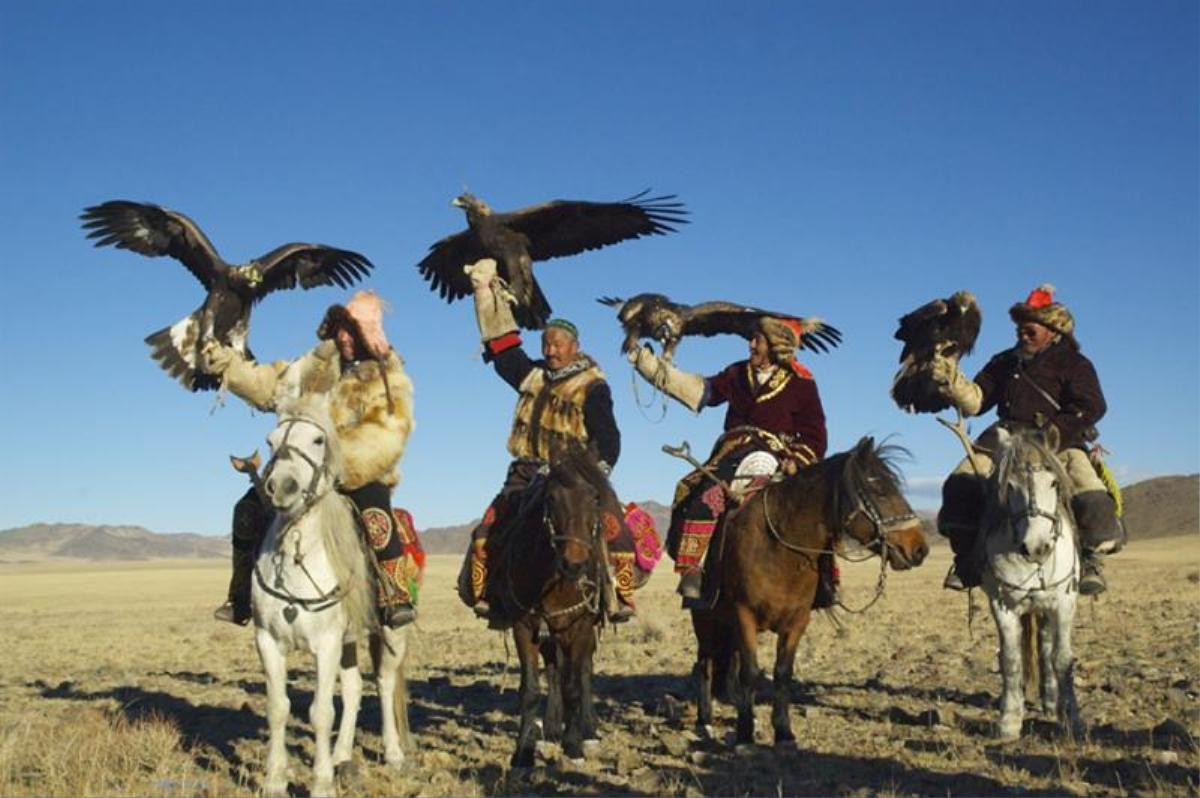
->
[930,353,982,415]
[465,258,518,342]
[628,344,705,412]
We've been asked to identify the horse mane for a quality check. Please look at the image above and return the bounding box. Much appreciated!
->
[549,444,615,501]
[275,395,375,635]
[990,430,1075,507]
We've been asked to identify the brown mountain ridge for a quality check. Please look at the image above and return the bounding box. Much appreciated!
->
[2,475,1194,561]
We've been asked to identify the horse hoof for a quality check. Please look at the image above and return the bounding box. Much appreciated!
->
[695,723,716,741]
[534,740,557,759]
[385,750,405,769]
[734,742,757,756]
[312,779,335,798]
[995,721,1022,741]
[774,738,798,752]
[263,779,288,798]
[335,759,360,780]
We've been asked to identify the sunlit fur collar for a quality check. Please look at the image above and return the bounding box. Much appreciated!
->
[545,354,597,383]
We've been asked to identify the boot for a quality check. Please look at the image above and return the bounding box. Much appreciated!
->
[467,539,492,618]
[382,603,417,627]
[213,546,254,625]
[813,551,838,608]
[1078,550,1106,596]
[609,554,637,624]
[676,569,702,600]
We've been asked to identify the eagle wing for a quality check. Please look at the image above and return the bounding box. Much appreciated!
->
[249,243,374,300]
[680,301,843,353]
[416,230,491,303]
[80,200,223,289]
[501,191,688,262]
[891,291,982,413]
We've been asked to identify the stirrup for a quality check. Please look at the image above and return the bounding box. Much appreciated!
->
[942,566,969,592]
[676,570,702,599]
[213,600,250,626]
[608,605,635,624]
[382,604,416,628]
[1078,556,1107,596]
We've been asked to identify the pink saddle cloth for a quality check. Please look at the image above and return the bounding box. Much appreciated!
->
[624,502,663,574]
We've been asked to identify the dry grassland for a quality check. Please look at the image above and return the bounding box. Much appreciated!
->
[1,539,1196,796]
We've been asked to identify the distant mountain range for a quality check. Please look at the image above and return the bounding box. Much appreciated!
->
[2,475,1195,562]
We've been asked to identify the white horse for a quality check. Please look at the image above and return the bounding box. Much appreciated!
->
[253,394,412,798]
[979,427,1083,741]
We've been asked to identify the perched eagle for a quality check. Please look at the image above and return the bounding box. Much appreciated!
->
[891,290,982,413]
[80,200,373,391]
[597,293,842,361]
[417,190,688,329]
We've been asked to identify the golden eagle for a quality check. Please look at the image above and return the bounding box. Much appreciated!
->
[597,293,842,361]
[417,190,688,329]
[891,290,982,413]
[80,200,373,391]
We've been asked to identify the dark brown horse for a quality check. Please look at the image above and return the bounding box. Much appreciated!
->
[691,436,929,749]
[483,445,622,767]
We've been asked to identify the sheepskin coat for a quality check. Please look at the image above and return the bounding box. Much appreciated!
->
[220,341,415,490]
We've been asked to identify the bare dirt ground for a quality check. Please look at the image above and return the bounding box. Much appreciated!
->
[1,538,1196,797]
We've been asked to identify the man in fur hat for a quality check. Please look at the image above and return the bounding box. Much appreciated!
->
[932,284,1121,595]
[628,316,829,608]
[457,258,639,624]
[202,290,420,627]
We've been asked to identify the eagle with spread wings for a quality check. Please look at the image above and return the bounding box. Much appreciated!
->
[891,290,982,413]
[80,200,373,391]
[417,190,688,329]
[597,293,842,361]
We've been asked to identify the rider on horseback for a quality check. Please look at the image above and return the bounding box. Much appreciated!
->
[629,317,829,608]
[458,258,638,624]
[933,284,1122,595]
[204,290,420,627]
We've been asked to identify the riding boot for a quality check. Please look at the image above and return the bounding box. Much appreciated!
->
[468,538,491,617]
[214,487,269,625]
[938,473,985,590]
[1078,550,1106,596]
[1072,489,1122,597]
[677,569,703,600]
[812,550,838,609]
[608,552,637,623]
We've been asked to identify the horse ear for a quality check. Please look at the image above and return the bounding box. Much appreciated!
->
[1044,423,1061,452]
[858,436,874,454]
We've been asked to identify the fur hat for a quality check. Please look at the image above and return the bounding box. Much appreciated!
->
[760,317,805,364]
[317,290,391,359]
[1009,283,1075,339]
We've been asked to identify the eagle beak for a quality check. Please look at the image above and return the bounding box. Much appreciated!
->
[451,197,466,208]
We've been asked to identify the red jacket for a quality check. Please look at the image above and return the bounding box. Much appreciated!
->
[704,360,827,459]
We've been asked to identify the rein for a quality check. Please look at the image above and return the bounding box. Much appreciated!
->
[988,462,1077,594]
[760,454,918,614]
[256,415,349,619]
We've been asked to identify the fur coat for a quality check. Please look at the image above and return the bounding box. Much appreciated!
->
[220,341,415,490]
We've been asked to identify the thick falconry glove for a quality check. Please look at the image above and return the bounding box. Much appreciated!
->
[930,353,982,415]
[465,258,518,343]
[202,340,280,411]
[628,344,705,412]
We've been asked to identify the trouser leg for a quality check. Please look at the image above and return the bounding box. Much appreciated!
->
[671,457,738,599]
[458,461,537,610]
[217,486,271,624]
[343,482,414,625]
[1061,448,1123,596]
[938,455,990,588]
[601,504,638,620]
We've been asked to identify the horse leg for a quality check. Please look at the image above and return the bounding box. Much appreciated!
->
[772,612,810,748]
[580,640,600,745]
[1051,594,1083,738]
[332,640,362,768]
[1035,610,1058,715]
[541,638,563,742]
[372,627,411,767]
[561,622,598,761]
[309,637,342,798]
[989,598,1025,741]
[691,611,716,739]
[511,622,541,769]
[732,604,760,751]
[255,630,291,798]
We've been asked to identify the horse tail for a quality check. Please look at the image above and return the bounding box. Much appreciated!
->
[1021,613,1039,701]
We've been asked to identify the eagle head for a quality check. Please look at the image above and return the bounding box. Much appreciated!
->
[452,192,491,219]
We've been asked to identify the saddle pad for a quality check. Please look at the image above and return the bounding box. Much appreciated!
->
[392,508,426,580]
[625,502,663,573]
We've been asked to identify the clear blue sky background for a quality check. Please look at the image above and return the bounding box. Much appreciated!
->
[1,2,1196,536]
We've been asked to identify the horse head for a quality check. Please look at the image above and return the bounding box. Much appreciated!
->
[839,437,928,570]
[263,394,343,516]
[544,443,611,583]
[988,427,1072,564]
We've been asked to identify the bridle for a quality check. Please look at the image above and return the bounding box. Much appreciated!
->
[988,461,1076,593]
[255,414,348,618]
[761,451,919,613]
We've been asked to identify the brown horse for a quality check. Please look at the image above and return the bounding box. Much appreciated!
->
[691,436,929,749]
[483,445,621,767]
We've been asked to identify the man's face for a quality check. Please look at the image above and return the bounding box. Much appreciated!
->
[1016,322,1055,355]
[335,325,358,361]
[749,332,772,368]
[542,328,579,370]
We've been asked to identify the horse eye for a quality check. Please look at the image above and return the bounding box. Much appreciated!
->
[314,436,325,446]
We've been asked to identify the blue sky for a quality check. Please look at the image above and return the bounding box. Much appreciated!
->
[1,2,1196,535]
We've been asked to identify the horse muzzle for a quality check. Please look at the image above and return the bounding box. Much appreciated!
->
[265,473,300,508]
[884,525,929,570]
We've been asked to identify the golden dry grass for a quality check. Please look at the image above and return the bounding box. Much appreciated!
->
[1,540,1197,796]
